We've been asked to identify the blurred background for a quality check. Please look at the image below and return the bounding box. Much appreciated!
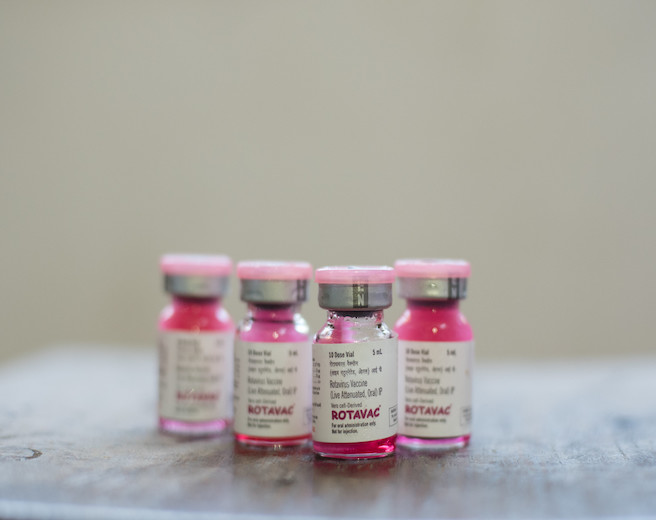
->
[1,1,654,363]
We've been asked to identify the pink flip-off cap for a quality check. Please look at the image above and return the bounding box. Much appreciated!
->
[160,254,232,277]
[237,261,312,280]
[315,266,395,284]
[394,259,470,279]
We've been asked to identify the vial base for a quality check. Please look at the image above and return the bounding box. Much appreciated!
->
[397,434,470,450]
[313,435,396,459]
[159,417,231,437]
[235,433,311,448]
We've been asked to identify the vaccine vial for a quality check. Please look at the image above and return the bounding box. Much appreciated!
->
[158,254,235,436]
[233,261,313,447]
[394,259,473,449]
[312,266,398,459]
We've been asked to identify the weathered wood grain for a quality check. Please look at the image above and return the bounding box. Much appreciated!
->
[0,347,654,519]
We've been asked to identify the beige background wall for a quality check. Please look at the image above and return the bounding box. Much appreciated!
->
[1,1,655,362]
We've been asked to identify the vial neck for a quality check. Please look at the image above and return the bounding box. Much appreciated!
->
[247,303,300,323]
[404,299,463,322]
[318,309,392,343]
[171,295,222,308]
[327,309,385,327]
[406,299,461,311]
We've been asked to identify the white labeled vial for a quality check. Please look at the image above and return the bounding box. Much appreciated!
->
[394,259,473,449]
[234,261,313,447]
[312,266,398,459]
[158,254,235,436]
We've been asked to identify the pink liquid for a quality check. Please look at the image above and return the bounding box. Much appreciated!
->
[158,296,234,436]
[235,305,311,447]
[313,311,397,459]
[394,299,473,449]
[312,436,397,459]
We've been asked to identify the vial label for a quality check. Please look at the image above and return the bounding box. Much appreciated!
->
[398,340,474,438]
[233,340,312,438]
[158,331,234,422]
[312,339,398,444]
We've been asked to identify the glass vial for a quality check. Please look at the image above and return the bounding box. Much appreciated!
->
[233,261,313,447]
[312,266,398,459]
[158,254,235,436]
[394,259,473,449]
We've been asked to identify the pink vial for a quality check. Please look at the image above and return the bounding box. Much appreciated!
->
[394,259,474,449]
[312,266,398,459]
[233,261,313,447]
[158,254,235,436]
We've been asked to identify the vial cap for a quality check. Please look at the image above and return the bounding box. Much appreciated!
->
[395,259,470,300]
[237,261,312,281]
[161,254,232,298]
[315,266,395,285]
[316,266,394,310]
[237,261,312,304]
[394,259,471,279]
[160,254,233,277]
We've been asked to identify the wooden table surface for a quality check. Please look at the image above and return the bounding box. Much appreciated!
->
[0,347,654,520]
